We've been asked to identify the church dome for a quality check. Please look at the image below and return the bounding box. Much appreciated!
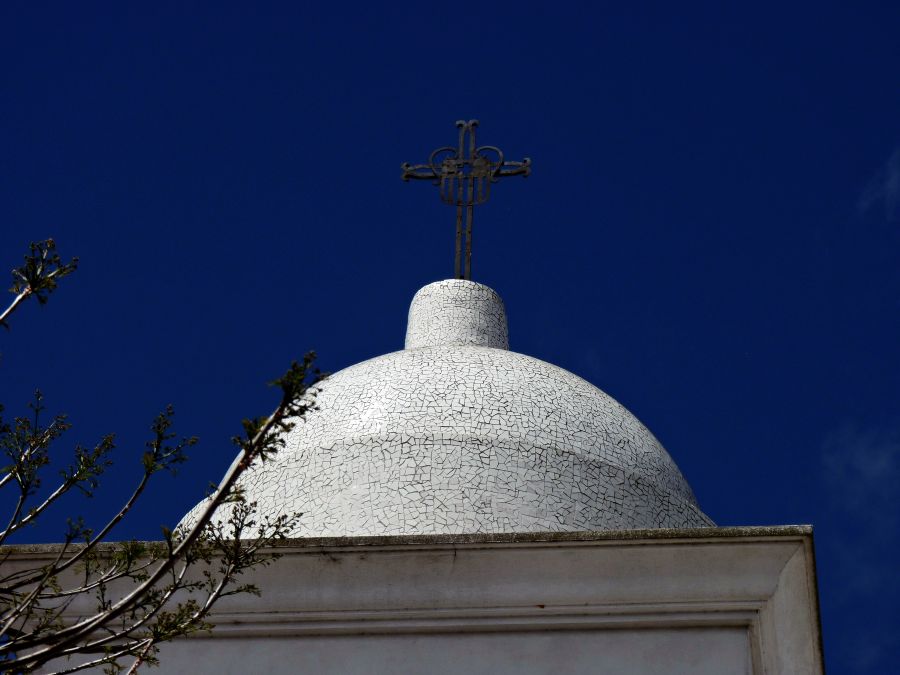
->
[184,280,713,536]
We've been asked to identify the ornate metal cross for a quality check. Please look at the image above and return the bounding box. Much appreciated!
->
[402,120,531,280]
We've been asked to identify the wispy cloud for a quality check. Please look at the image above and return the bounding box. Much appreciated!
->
[820,423,900,671]
[858,147,900,222]
[822,423,900,527]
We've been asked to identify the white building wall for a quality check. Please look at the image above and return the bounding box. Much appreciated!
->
[154,527,822,674]
[7,527,823,674]
[161,627,752,674]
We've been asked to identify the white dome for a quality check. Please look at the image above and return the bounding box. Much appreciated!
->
[184,280,712,536]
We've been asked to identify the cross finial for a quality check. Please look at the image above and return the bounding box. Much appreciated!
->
[402,120,531,280]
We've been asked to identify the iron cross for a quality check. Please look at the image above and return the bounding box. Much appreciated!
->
[402,120,531,280]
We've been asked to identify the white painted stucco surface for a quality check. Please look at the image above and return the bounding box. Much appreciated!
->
[161,628,751,674]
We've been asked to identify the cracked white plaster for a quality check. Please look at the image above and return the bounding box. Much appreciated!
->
[183,280,713,536]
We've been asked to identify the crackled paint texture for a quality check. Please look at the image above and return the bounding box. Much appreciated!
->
[405,280,509,349]
[184,280,713,535]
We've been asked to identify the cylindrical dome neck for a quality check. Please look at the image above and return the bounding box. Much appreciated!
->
[405,280,509,350]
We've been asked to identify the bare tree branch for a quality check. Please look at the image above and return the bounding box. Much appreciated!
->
[1,239,77,330]
[0,240,321,673]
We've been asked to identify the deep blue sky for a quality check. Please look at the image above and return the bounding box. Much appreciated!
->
[2,3,898,672]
